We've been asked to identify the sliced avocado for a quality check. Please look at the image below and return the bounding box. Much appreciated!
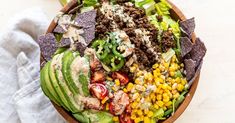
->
[62,50,80,95]
[79,73,90,97]
[54,47,67,56]
[73,112,90,123]
[49,54,71,111]
[73,110,113,123]
[70,56,90,96]
[40,62,61,106]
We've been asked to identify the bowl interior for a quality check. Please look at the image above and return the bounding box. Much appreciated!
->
[41,0,200,123]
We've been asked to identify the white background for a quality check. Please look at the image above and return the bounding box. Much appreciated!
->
[1,0,235,123]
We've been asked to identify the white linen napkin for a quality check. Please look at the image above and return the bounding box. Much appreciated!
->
[0,7,66,123]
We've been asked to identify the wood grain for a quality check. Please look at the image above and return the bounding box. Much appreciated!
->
[42,0,200,123]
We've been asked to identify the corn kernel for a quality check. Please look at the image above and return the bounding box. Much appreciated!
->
[147,111,153,117]
[163,93,168,98]
[136,97,141,102]
[106,103,109,110]
[163,96,170,103]
[134,117,141,123]
[133,93,140,100]
[113,116,119,122]
[140,115,144,121]
[115,79,120,86]
[162,84,167,90]
[173,93,180,99]
[181,78,187,85]
[106,76,113,81]
[131,114,136,120]
[144,117,151,123]
[177,84,184,92]
[152,63,159,69]
[157,101,164,107]
[101,96,109,104]
[130,66,137,73]
[159,64,165,72]
[157,95,162,101]
[144,109,149,115]
[123,88,128,93]
[172,89,178,94]
[112,86,118,91]
[137,110,143,116]
[169,71,175,77]
[135,79,141,84]
[150,93,155,101]
[133,63,138,68]
[164,62,169,68]
[175,77,181,83]
[154,104,159,109]
[131,102,138,109]
[163,106,167,111]
[127,83,134,91]
[136,71,143,77]
[165,101,172,107]
[159,89,164,94]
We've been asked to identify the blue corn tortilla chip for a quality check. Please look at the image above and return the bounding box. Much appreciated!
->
[53,24,69,33]
[190,38,207,66]
[75,10,96,45]
[180,37,193,57]
[37,33,57,61]
[58,38,71,47]
[184,59,196,81]
[180,17,195,38]
[188,60,203,87]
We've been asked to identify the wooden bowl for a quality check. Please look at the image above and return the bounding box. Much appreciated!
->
[42,0,200,122]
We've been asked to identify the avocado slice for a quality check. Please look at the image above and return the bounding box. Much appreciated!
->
[49,54,71,111]
[54,53,85,113]
[73,110,114,123]
[62,50,80,95]
[40,62,61,106]
[70,56,91,96]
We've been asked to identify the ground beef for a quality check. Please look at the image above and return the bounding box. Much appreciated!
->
[161,30,176,52]
[95,9,113,39]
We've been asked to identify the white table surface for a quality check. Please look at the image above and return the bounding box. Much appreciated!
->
[1,0,235,123]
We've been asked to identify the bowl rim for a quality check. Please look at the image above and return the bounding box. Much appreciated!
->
[42,0,200,123]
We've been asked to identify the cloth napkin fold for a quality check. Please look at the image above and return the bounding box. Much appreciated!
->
[0,8,66,123]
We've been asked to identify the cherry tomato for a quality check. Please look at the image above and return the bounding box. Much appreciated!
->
[91,71,105,83]
[90,83,108,100]
[119,114,133,123]
[112,72,129,85]
[109,102,115,115]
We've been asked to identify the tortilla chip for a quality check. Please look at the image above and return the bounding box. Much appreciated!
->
[37,33,57,61]
[75,10,96,45]
[53,24,69,33]
[188,60,203,87]
[180,17,195,37]
[184,59,196,81]
[58,38,71,47]
[180,37,193,57]
[190,38,207,66]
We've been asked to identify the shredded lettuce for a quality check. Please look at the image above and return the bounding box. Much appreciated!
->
[82,0,98,7]
[155,0,172,16]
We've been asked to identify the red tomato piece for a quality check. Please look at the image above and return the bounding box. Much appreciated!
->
[89,83,108,100]
[112,72,129,85]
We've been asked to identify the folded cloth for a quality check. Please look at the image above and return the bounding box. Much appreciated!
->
[0,8,66,123]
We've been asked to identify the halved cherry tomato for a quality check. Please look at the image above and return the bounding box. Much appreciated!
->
[89,83,108,100]
[109,102,115,115]
[112,72,129,85]
[119,114,133,123]
[91,71,105,83]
